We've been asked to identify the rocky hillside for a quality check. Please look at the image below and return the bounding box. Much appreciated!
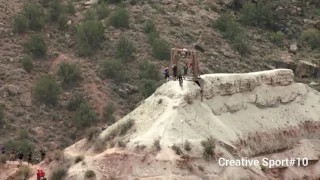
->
[0,0,319,160]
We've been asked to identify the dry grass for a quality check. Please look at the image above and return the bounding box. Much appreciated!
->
[153,138,161,151]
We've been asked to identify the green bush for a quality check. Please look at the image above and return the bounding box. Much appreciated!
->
[103,103,115,125]
[67,92,85,111]
[107,0,123,4]
[143,19,156,34]
[21,55,33,73]
[86,127,100,141]
[40,0,53,7]
[101,60,126,82]
[76,20,105,56]
[231,35,250,55]
[22,3,45,31]
[48,0,64,22]
[66,1,76,15]
[72,102,98,128]
[85,170,96,178]
[148,31,159,45]
[139,61,160,81]
[34,75,61,106]
[13,15,29,34]
[58,14,68,30]
[152,38,171,60]
[201,136,215,161]
[269,31,285,46]
[83,8,97,21]
[24,34,47,58]
[302,28,320,50]
[0,105,4,127]
[140,79,161,98]
[50,167,67,180]
[109,8,130,28]
[57,62,82,85]
[116,36,136,63]
[96,2,109,20]
[19,129,29,140]
[4,140,34,156]
[239,2,274,28]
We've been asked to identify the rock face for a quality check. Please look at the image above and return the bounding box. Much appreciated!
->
[295,60,320,78]
[20,92,32,107]
[289,43,298,53]
[0,84,21,96]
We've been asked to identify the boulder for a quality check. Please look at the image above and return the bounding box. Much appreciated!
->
[295,60,319,78]
[289,43,298,54]
[0,84,21,96]
[20,92,32,107]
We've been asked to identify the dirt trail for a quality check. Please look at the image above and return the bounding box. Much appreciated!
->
[82,82,107,118]
[0,161,42,180]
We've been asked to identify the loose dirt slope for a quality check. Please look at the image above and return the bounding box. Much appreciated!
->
[57,69,320,179]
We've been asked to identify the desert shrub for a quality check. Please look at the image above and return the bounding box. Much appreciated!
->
[107,0,123,3]
[0,154,7,165]
[50,167,67,180]
[269,31,284,46]
[22,3,45,31]
[13,15,29,34]
[93,139,106,152]
[85,170,96,178]
[67,92,85,111]
[302,28,320,50]
[117,139,126,148]
[19,129,29,140]
[129,0,138,5]
[239,2,274,29]
[184,94,193,104]
[143,19,156,34]
[18,165,31,179]
[104,119,134,140]
[34,75,61,106]
[21,55,33,73]
[66,1,76,15]
[231,35,250,55]
[116,36,136,63]
[109,8,129,28]
[74,155,84,164]
[139,61,161,81]
[24,34,47,58]
[153,138,161,151]
[214,67,228,73]
[86,127,100,141]
[172,144,182,155]
[140,79,161,98]
[147,31,159,45]
[4,140,34,156]
[48,0,64,22]
[40,0,54,7]
[53,149,63,161]
[58,14,68,30]
[103,103,115,125]
[57,62,82,85]
[0,105,4,127]
[76,20,104,56]
[101,60,126,82]
[72,102,98,128]
[184,140,191,151]
[152,38,171,60]
[201,136,215,161]
[83,8,97,21]
[96,1,109,20]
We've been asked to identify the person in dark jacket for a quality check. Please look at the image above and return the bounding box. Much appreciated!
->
[17,151,23,165]
[164,67,169,82]
[40,150,46,161]
[183,64,188,79]
[172,64,177,80]
[10,148,15,161]
[27,151,32,166]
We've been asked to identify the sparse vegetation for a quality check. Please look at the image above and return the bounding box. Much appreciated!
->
[153,138,161,151]
[269,31,285,46]
[76,20,105,56]
[67,92,85,111]
[58,14,68,30]
[74,155,84,164]
[151,38,171,60]
[101,59,126,82]
[17,165,31,179]
[184,140,191,151]
[24,34,48,58]
[21,55,33,73]
[109,8,130,28]
[172,144,182,155]
[201,136,216,161]
[57,62,82,86]
[116,36,136,63]
[105,119,135,140]
[83,8,97,21]
[4,140,34,157]
[86,127,100,141]
[143,19,156,34]
[239,2,274,29]
[13,15,29,34]
[0,154,7,165]
[72,102,98,128]
[96,1,109,20]
[85,170,96,178]
[19,129,29,140]
[22,2,45,31]
[140,79,161,98]
[117,139,126,148]
[66,1,76,15]
[103,103,116,125]
[93,139,106,152]
[53,149,63,161]
[50,167,67,180]
[34,75,61,106]
[302,28,320,50]
[184,95,193,104]
[48,0,64,22]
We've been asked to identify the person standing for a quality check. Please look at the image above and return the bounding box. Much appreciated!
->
[27,151,32,166]
[10,148,15,161]
[164,67,169,82]
[17,151,23,165]
[183,64,188,79]
[172,64,177,80]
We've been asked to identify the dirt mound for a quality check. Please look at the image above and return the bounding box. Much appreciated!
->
[57,69,320,179]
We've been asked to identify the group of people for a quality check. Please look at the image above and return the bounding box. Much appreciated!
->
[164,62,193,82]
